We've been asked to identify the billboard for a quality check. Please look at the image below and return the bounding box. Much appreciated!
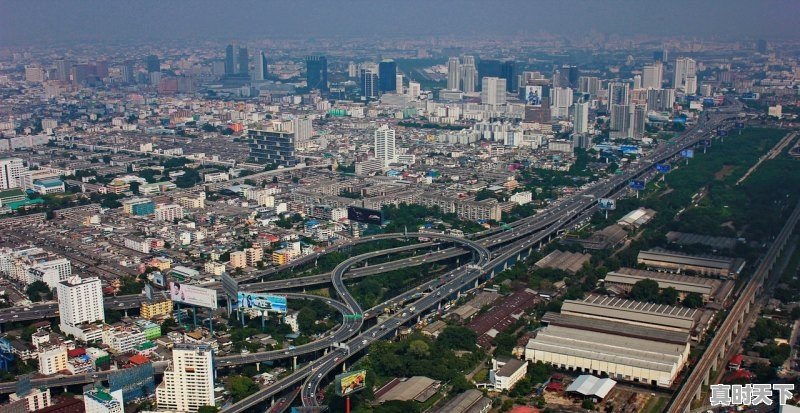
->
[335,370,367,397]
[598,198,616,210]
[524,85,543,107]
[620,145,639,155]
[169,282,218,309]
[656,164,671,173]
[681,149,694,158]
[629,180,646,191]
[237,292,287,313]
[347,206,383,226]
[734,122,745,129]
[700,139,712,146]
[718,129,730,136]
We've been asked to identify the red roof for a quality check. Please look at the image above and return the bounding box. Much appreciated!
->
[67,348,85,358]
[546,382,564,392]
[128,354,150,365]
[728,369,755,381]
[510,407,538,413]
[729,354,744,365]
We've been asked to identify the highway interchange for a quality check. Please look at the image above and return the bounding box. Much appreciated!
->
[0,101,749,412]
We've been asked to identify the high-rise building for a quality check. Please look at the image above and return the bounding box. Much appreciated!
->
[24,66,45,83]
[642,62,663,89]
[607,82,630,107]
[224,45,235,75]
[610,104,631,136]
[119,60,135,84]
[632,75,642,91]
[360,67,379,99]
[249,127,297,166]
[84,386,123,413]
[481,77,506,105]
[684,76,698,95]
[573,101,589,134]
[306,55,328,91]
[253,51,268,81]
[292,116,313,142]
[378,59,397,93]
[756,39,768,54]
[0,158,25,190]
[347,62,358,78]
[653,49,669,63]
[477,59,502,90]
[145,55,160,73]
[629,104,647,139]
[57,276,105,341]
[646,88,676,112]
[237,47,249,75]
[447,57,461,91]
[461,56,477,93]
[408,81,420,98]
[156,344,214,413]
[578,76,600,96]
[501,61,515,92]
[550,87,573,119]
[95,60,109,78]
[395,74,404,94]
[54,59,73,82]
[374,124,396,165]
[673,57,696,91]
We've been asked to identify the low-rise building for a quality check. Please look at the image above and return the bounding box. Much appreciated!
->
[490,358,528,391]
[38,346,68,375]
[141,299,173,319]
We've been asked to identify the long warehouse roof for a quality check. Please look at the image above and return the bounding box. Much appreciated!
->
[604,268,718,295]
[638,248,734,270]
[561,295,696,331]
[541,312,691,345]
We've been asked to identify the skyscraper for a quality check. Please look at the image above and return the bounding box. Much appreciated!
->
[360,67,379,99]
[684,76,698,95]
[653,49,669,63]
[395,74,404,94]
[237,47,249,76]
[573,101,589,134]
[673,57,696,91]
[224,45,235,75]
[254,51,268,81]
[0,158,25,190]
[447,57,461,91]
[756,39,768,54]
[145,55,160,73]
[57,276,105,341]
[54,59,73,82]
[607,82,630,107]
[642,62,663,89]
[378,59,397,93]
[629,104,647,139]
[578,76,601,96]
[477,59,502,91]
[646,88,676,112]
[610,104,631,138]
[461,56,477,93]
[481,77,507,105]
[501,61,515,92]
[374,125,396,165]
[119,60,135,84]
[306,55,328,91]
[408,81,420,98]
[156,344,215,413]
[632,75,642,90]
[550,87,573,119]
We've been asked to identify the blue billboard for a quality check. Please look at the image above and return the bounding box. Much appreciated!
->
[656,164,671,173]
[702,98,716,107]
[620,145,639,155]
[700,139,712,146]
[681,149,694,158]
[718,129,729,136]
[673,116,687,124]
[734,122,745,129]
[629,180,646,191]
[237,292,288,313]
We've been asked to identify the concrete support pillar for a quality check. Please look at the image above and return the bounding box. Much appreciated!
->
[417,315,421,323]
[256,363,260,372]
[703,369,710,386]
[324,348,328,355]
[342,362,346,372]
[475,279,479,289]
[693,386,703,401]
[292,356,297,371]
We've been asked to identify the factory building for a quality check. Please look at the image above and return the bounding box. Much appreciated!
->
[637,248,745,278]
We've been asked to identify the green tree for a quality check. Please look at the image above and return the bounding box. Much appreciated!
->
[225,375,259,402]
[197,406,218,413]
[436,326,477,351]
[659,287,679,305]
[25,281,52,302]
[682,292,704,308]
[129,181,141,195]
[408,339,430,357]
[630,278,660,302]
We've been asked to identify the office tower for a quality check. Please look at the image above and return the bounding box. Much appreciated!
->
[461,56,477,93]
[224,45,235,75]
[71,64,92,85]
[628,104,647,139]
[653,49,668,63]
[360,68,379,99]
[0,158,25,190]
[57,276,105,339]
[249,128,297,166]
[84,386,123,413]
[347,62,358,78]
[145,55,160,73]
[378,59,397,93]
[306,55,328,91]
[566,66,580,89]
[119,60,135,84]
[673,57,696,91]
[374,124,396,164]
[501,61,515,92]
[395,74,404,93]
[646,88,676,112]
[447,57,461,90]
[95,60,109,78]
[25,66,45,83]
[477,59,502,87]
[237,47,249,75]
[293,117,313,142]
[607,81,629,106]
[632,75,642,90]
[408,81,420,98]
[156,344,215,413]
[684,76,697,95]
[610,104,631,136]
[254,51,268,81]
[578,76,601,96]
[481,77,506,105]
[642,62,663,89]
[54,59,73,82]
[756,39,768,54]
[550,87,573,119]
[573,101,589,134]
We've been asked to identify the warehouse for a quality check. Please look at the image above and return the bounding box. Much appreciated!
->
[604,267,733,303]
[560,295,697,333]
[534,250,591,274]
[636,248,745,278]
[432,389,491,413]
[540,312,691,345]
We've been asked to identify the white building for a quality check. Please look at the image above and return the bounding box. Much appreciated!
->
[768,105,783,118]
[292,116,313,142]
[57,276,105,342]
[155,204,184,222]
[84,386,124,413]
[481,77,507,106]
[0,158,25,190]
[461,56,477,93]
[10,387,51,411]
[38,346,68,375]
[102,327,146,353]
[285,310,300,333]
[447,57,461,91]
[550,87,574,119]
[490,358,528,391]
[674,57,696,91]
[509,191,532,205]
[27,257,72,289]
[642,62,663,90]
[374,124,397,165]
[408,81,420,98]
[156,344,215,413]
[573,101,589,134]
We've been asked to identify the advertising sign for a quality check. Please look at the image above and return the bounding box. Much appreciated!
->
[620,145,639,155]
[236,292,288,313]
[335,370,367,397]
[598,198,616,210]
[169,282,218,309]
[656,164,671,173]
[718,129,730,136]
[629,180,646,191]
[221,273,239,300]
[700,139,712,146]
[347,206,384,226]
[681,149,694,158]
[524,85,543,107]
[734,122,745,129]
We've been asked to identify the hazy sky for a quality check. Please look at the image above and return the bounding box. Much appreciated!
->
[1,0,798,46]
